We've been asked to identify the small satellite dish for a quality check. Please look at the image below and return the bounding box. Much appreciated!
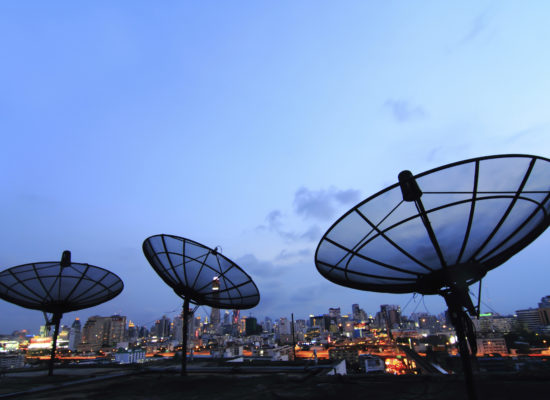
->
[0,250,123,376]
[143,234,259,375]
[315,154,550,400]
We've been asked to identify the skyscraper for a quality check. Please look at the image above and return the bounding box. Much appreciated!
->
[154,316,171,338]
[81,315,127,351]
[68,318,81,351]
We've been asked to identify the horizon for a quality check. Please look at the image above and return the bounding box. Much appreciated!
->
[1,1,550,334]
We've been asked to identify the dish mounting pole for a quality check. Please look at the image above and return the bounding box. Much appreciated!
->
[48,312,62,376]
[181,297,190,376]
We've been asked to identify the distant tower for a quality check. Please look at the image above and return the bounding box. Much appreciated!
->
[223,310,230,325]
[68,318,82,350]
[232,310,240,325]
[210,277,221,328]
[329,307,342,325]
[352,304,361,321]
[155,316,171,338]
[173,315,183,343]
[380,305,401,328]
[127,321,138,343]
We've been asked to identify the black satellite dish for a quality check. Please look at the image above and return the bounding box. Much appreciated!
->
[143,234,259,375]
[315,154,550,400]
[0,251,124,376]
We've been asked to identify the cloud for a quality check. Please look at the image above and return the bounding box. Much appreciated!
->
[384,99,427,123]
[266,210,282,229]
[294,187,361,220]
[274,248,311,262]
[237,253,285,278]
[460,12,489,44]
[257,211,324,243]
[300,225,322,242]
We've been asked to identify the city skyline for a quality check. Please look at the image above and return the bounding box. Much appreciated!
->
[2,2,550,333]
[4,293,545,336]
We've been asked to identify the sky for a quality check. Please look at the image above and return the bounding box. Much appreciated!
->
[1,1,549,334]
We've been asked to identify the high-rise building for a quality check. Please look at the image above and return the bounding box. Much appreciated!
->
[109,315,126,344]
[81,315,127,351]
[173,316,183,343]
[210,307,221,328]
[154,316,171,338]
[538,296,550,326]
[329,307,342,325]
[515,308,541,331]
[127,321,138,343]
[223,311,230,326]
[352,304,367,322]
[245,317,260,336]
[278,317,291,335]
[68,318,82,350]
[263,317,273,333]
[380,304,401,328]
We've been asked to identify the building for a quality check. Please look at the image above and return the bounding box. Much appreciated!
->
[115,348,146,364]
[153,315,171,339]
[127,321,138,344]
[352,304,367,322]
[329,307,342,325]
[210,307,221,329]
[81,315,127,351]
[380,304,401,328]
[172,316,183,343]
[538,296,550,326]
[473,314,516,334]
[245,317,261,336]
[68,318,82,351]
[476,337,508,356]
[329,347,359,368]
[0,353,25,369]
[516,308,542,331]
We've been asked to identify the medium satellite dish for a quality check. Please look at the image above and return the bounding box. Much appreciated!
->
[143,234,259,375]
[0,250,123,376]
[315,154,550,400]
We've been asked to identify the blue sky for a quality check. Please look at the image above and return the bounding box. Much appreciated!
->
[1,1,549,333]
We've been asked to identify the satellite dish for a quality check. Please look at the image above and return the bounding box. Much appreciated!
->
[0,250,124,376]
[315,154,550,400]
[143,234,259,375]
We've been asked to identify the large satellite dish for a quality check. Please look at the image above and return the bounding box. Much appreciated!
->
[315,154,550,400]
[0,251,123,376]
[143,234,259,375]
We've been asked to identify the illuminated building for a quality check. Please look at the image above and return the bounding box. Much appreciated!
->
[68,318,82,351]
[223,311,230,325]
[154,316,171,339]
[328,347,359,369]
[81,315,127,351]
[0,340,19,352]
[476,338,508,356]
[210,277,221,330]
[473,314,516,334]
[115,348,146,364]
[352,304,367,322]
[309,315,328,331]
[380,304,401,329]
[329,307,342,325]
[127,321,138,343]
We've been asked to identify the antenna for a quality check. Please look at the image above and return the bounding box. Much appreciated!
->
[142,234,260,376]
[315,154,550,400]
[0,251,123,376]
